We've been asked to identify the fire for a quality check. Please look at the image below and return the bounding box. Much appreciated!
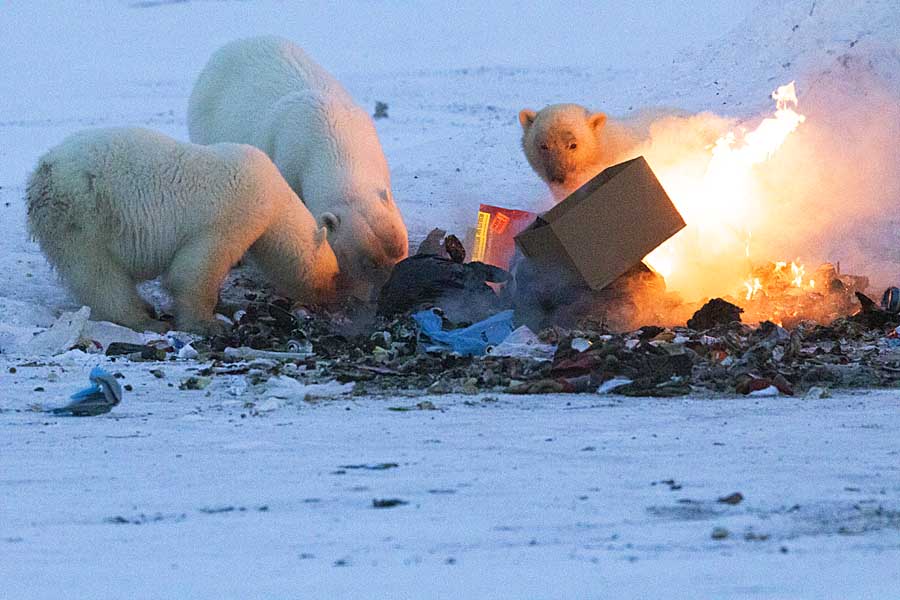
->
[644,81,807,301]
[743,259,815,301]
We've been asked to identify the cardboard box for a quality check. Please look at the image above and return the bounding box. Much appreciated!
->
[469,204,537,270]
[514,156,684,291]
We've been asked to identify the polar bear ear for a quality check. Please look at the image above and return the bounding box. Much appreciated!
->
[315,226,328,246]
[518,109,537,131]
[319,212,341,234]
[588,112,608,132]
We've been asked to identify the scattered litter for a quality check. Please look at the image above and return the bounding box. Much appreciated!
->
[21,306,91,356]
[804,386,831,399]
[179,376,212,391]
[224,346,312,361]
[487,325,557,361]
[717,492,744,505]
[49,366,123,416]
[413,309,515,356]
[177,343,199,360]
[748,385,780,397]
[571,337,592,353]
[597,377,634,394]
[340,463,398,470]
[378,254,510,323]
[687,298,743,330]
[372,498,408,508]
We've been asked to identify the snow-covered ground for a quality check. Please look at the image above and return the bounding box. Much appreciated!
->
[2,1,900,597]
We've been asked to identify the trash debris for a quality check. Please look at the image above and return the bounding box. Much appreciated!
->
[469,204,538,270]
[515,156,685,292]
[597,377,633,394]
[487,325,557,361]
[416,228,447,257]
[881,287,900,313]
[378,254,510,323]
[570,337,592,353]
[21,306,91,356]
[82,319,149,350]
[179,376,212,391]
[413,309,515,356]
[373,100,389,120]
[223,346,313,361]
[687,298,743,331]
[49,367,123,416]
[372,498,407,508]
[717,492,744,505]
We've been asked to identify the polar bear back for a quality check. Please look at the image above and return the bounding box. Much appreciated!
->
[29,127,298,280]
[188,36,350,147]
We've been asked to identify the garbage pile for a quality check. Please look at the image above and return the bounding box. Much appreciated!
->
[106,285,896,398]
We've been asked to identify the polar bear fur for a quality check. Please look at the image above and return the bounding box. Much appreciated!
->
[26,127,339,335]
[188,36,408,300]
[519,104,642,200]
[519,103,734,200]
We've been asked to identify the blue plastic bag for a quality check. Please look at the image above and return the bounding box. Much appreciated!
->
[413,309,515,356]
[50,367,123,416]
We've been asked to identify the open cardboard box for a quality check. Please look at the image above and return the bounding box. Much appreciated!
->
[514,156,685,291]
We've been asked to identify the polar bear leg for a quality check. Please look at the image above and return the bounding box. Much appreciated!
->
[164,235,243,336]
[56,246,167,333]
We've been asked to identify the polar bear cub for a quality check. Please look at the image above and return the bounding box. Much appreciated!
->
[26,127,339,335]
[188,36,409,300]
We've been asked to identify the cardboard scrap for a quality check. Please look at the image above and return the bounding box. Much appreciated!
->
[515,156,685,291]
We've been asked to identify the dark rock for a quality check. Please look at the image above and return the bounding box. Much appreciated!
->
[717,492,744,505]
[443,235,466,263]
[687,298,743,331]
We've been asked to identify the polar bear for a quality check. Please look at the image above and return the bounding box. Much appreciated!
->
[26,127,339,335]
[188,36,408,300]
[518,104,642,200]
[519,103,733,200]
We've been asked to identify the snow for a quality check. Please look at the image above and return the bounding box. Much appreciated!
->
[2,1,900,597]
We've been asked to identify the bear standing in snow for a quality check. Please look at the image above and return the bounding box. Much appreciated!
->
[519,103,641,200]
[188,36,409,300]
[26,127,339,335]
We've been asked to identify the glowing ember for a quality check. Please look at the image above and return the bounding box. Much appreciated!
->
[644,81,807,302]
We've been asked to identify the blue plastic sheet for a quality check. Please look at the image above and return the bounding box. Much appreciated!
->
[50,367,123,416]
[413,309,515,356]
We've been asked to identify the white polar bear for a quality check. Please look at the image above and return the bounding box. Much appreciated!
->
[188,36,409,300]
[26,127,339,335]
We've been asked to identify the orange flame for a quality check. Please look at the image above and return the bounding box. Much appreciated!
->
[644,82,806,301]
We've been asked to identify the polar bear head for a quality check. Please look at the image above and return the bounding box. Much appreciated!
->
[319,186,408,301]
[519,103,609,198]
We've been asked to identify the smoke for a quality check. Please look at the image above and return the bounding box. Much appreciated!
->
[753,53,900,292]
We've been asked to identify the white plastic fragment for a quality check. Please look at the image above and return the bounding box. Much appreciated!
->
[487,326,557,361]
[20,306,91,356]
[749,385,780,397]
[597,377,633,394]
[224,346,313,361]
[571,337,592,353]
[177,343,199,360]
[81,319,147,349]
